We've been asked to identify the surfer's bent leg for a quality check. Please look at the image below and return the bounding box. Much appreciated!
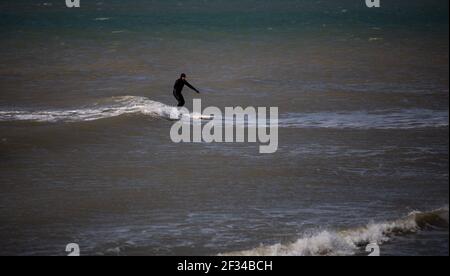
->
[173,90,185,107]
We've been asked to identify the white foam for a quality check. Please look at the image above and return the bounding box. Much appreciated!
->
[279,109,449,129]
[1,98,448,130]
[221,207,449,256]
[0,96,183,123]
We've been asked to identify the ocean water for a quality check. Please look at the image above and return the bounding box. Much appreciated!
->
[0,0,448,256]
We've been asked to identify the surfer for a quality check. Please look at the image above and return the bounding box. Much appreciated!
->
[173,73,200,107]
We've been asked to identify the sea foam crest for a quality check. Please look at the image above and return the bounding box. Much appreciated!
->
[222,207,449,256]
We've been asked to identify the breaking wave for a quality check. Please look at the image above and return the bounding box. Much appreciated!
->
[0,97,448,130]
[0,96,183,123]
[222,207,449,256]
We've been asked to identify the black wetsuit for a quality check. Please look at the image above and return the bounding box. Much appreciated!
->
[173,78,199,107]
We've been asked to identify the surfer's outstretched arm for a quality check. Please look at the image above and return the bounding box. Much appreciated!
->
[184,80,200,93]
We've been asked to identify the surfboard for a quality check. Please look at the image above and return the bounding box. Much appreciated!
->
[188,114,215,120]
[168,107,214,121]
[169,111,214,121]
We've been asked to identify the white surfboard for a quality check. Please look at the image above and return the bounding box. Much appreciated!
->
[188,113,215,120]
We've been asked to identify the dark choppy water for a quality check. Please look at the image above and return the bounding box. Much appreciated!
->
[0,0,448,256]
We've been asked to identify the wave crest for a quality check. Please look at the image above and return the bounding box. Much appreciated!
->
[0,96,181,123]
[1,97,448,130]
[222,207,449,256]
